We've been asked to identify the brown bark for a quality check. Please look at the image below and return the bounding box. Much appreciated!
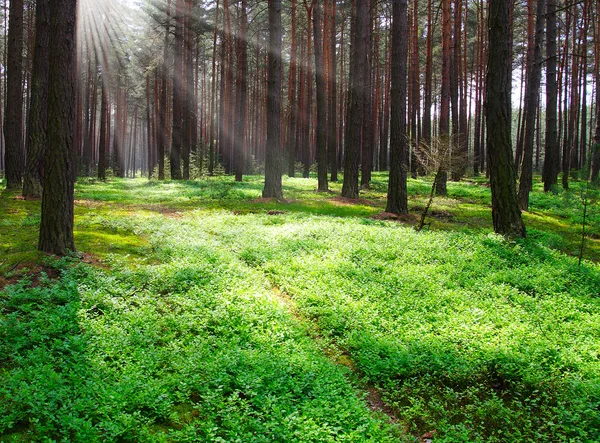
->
[517,0,545,210]
[38,0,77,255]
[542,0,559,191]
[313,0,328,192]
[591,0,600,182]
[342,0,368,198]
[386,0,408,215]
[262,0,283,198]
[436,0,451,195]
[171,0,184,180]
[4,0,24,189]
[327,0,338,181]
[23,0,49,198]
[486,0,526,238]
[235,0,248,182]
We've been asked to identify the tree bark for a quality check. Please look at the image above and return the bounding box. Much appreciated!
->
[23,0,50,198]
[342,0,368,198]
[4,0,24,189]
[518,0,545,210]
[38,0,78,255]
[262,0,283,198]
[327,0,338,181]
[543,0,560,190]
[591,0,600,182]
[234,0,248,182]
[313,0,328,192]
[386,0,408,215]
[486,0,526,238]
[436,0,451,195]
[170,0,184,180]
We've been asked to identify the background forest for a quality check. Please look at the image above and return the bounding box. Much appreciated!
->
[1,0,600,442]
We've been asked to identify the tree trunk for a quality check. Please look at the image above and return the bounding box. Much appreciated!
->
[386,0,408,215]
[262,0,283,198]
[327,0,338,182]
[517,0,545,210]
[23,0,49,198]
[436,0,451,195]
[38,0,77,255]
[313,0,328,192]
[170,0,184,180]
[287,0,298,177]
[235,0,248,182]
[361,0,374,189]
[591,0,600,182]
[342,0,368,198]
[4,0,24,189]
[486,0,526,238]
[543,0,559,191]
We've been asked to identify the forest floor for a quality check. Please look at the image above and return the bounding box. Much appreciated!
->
[1,173,599,442]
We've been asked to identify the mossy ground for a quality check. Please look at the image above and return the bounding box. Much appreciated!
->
[1,173,599,442]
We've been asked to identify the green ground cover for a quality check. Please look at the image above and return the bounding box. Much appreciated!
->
[1,173,599,442]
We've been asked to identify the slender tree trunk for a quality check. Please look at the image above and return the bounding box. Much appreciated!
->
[313,0,328,191]
[146,73,153,179]
[263,0,283,198]
[4,0,24,189]
[235,0,248,182]
[436,0,451,195]
[486,0,526,238]
[287,0,298,177]
[342,0,368,198]
[208,0,219,175]
[23,0,49,198]
[158,0,171,180]
[170,0,184,179]
[361,0,374,189]
[591,0,600,182]
[386,0,408,215]
[327,0,338,181]
[543,0,560,190]
[38,0,77,255]
[518,0,545,210]
[422,0,433,146]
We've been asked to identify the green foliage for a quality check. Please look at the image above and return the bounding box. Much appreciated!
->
[1,173,599,441]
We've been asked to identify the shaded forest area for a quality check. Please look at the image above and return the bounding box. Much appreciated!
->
[1,0,600,442]
[0,0,599,200]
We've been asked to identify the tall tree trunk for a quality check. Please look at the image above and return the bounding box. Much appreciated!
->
[342,0,368,198]
[4,0,24,189]
[23,0,49,198]
[327,0,338,181]
[235,0,248,182]
[591,0,600,182]
[361,0,374,189]
[543,0,560,191]
[158,0,171,180]
[386,0,408,215]
[208,0,219,175]
[38,0,77,255]
[171,0,184,179]
[182,0,193,180]
[517,0,545,210]
[313,0,328,191]
[422,0,433,146]
[436,0,451,195]
[263,0,283,198]
[287,0,298,177]
[98,83,108,180]
[486,0,526,238]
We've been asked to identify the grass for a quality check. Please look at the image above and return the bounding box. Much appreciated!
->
[1,172,599,442]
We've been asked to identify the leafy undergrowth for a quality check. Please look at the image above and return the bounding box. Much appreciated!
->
[0,224,400,442]
[1,173,599,442]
